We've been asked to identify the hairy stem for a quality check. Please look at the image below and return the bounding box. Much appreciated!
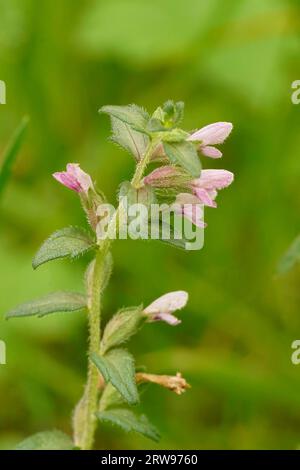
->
[131,139,157,188]
[74,242,109,450]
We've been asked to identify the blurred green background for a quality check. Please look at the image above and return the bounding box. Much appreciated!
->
[1,0,300,450]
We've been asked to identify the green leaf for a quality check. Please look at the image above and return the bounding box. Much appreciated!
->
[5,291,86,319]
[99,383,125,412]
[97,408,160,442]
[100,305,144,354]
[15,430,74,450]
[0,116,29,198]
[111,115,149,161]
[91,349,139,405]
[32,226,95,269]
[277,235,300,274]
[163,141,201,177]
[100,105,150,160]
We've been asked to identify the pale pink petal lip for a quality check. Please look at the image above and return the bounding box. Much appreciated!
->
[181,205,206,228]
[188,122,233,145]
[201,146,222,159]
[193,188,217,208]
[153,312,181,326]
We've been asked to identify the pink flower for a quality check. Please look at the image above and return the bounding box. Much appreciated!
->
[172,193,206,228]
[191,169,234,208]
[187,122,233,159]
[144,291,188,325]
[53,164,93,194]
[143,165,180,187]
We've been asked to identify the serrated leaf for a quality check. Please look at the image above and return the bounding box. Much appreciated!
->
[91,349,139,405]
[0,116,29,198]
[277,235,300,274]
[97,408,160,442]
[5,291,86,319]
[100,305,144,354]
[100,105,150,160]
[32,226,95,269]
[111,116,149,161]
[163,141,201,177]
[15,430,74,450]
[100,104,149,129]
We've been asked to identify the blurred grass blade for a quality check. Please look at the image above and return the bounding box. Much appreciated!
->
[0,116,29,198]
[277,235,300,274]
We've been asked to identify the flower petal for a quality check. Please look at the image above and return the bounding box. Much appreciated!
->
[152,312,181,325]
[53,163,93,194]
[144,291,188,316]
[193,169,234,191]
[181,204,206,228]
[188,122,233,145]
[143,165,180,186]
[201,145,223,159]
[193,188,217,208]
[52,172,82,192]
[67,163,93,193]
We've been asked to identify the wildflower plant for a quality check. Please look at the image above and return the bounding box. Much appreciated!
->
[5,101,234,450]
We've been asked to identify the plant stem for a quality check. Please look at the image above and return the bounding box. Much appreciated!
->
[74,242,109,450]
[131,139,157,188]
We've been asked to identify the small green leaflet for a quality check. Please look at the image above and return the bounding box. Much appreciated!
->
[100,305,144,354]
[97,408,160,442]
[0,116,29,199]
[15,430,74,450]
[5,291,86,319]
[277,235,300,274]
[163,141,201,177]
[32,226,95,269]
[91,349,139,405]
[100,105,150,161]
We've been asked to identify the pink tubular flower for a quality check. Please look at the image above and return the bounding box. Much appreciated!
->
[144,291,188,325]
[53,163,93,194]
[143,165,180,187]
[187,122,233,159]
[191,169,234,208]
[172,193,206,228]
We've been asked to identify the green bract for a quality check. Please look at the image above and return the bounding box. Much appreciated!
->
[91,349,139,405]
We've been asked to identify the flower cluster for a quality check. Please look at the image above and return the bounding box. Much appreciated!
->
[143,122,234,227]
[54,122,234,232]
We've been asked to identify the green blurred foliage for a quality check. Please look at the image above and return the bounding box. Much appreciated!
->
[1,0,300,450]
